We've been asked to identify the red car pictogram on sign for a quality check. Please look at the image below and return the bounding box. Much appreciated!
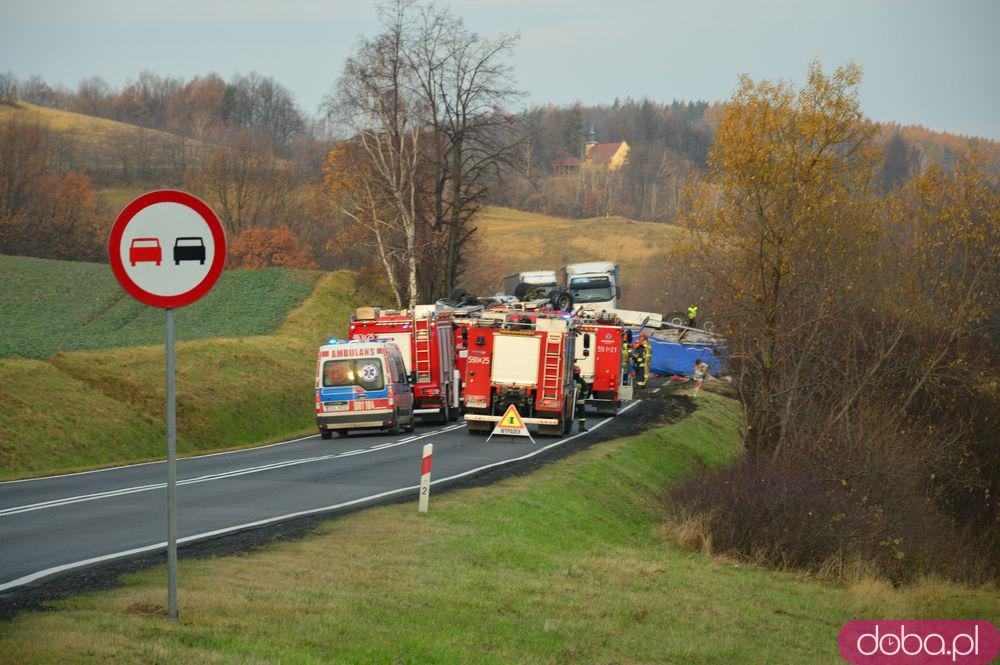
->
[129,238,162,266]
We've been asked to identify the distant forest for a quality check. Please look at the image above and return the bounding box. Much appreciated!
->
[1,67,997,274]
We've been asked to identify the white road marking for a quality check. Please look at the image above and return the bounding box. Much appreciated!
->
[0,426,462,517]
[653,387,662,394]
[0,401,640,592]
[0,432,323,486]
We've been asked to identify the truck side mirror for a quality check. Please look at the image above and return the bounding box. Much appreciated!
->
[583,334,591,350]
[583,349,590,358]
[409,371,417,385]
[461,328,469,344]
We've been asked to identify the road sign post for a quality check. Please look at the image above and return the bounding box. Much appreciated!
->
[108,190,226,623]
[165,307,177,621]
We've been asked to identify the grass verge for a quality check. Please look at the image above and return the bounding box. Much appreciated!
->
[2,391,994,663]
[0,271,361,479]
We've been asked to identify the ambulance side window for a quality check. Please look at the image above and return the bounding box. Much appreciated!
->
[394,356,408,384]
[387,354,401,383]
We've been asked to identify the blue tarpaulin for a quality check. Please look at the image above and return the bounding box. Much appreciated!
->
[647,336,726,377]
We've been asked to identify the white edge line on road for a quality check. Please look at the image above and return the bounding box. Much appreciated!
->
[0,401,640,593]
[0,432,323,486]
[1,425,462,517]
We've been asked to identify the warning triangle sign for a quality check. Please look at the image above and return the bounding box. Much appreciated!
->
[487,404,534,442]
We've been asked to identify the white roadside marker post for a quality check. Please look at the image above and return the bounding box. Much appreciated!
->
[419,443,433,513]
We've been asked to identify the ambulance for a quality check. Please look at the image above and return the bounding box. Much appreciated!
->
[315,339,416,438]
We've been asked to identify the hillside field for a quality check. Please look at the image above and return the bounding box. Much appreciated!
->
[2,389,995,662]
[0,255,322,359]
[470,207,686,310]
[0,100,213,176]
[0,268,363,478]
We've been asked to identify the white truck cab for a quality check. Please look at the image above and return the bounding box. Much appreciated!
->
[563,262,621,312]
[502,270,559,300]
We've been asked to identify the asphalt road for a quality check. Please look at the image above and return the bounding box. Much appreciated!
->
[0,400,643,597]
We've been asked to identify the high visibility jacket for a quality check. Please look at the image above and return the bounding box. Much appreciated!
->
[687,306,698,320]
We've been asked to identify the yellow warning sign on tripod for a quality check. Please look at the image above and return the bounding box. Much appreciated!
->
[487,404,534,442]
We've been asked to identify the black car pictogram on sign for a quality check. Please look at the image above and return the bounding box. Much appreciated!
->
[173,237,206,265]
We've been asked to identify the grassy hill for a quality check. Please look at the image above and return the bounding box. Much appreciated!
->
[0,267,363,478]
[2,390,994,662]
[0,255,322,359]
[0,100,213,177]
[471,207,686,310]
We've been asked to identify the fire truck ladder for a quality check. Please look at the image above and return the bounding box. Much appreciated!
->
[414,314,433,384]
[540,333,563,403]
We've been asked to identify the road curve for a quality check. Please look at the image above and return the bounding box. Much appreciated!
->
[0,401,641,596]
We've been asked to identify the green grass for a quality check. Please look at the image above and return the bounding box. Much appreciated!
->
[1,391,994,663]
[0,254,322,359]
[0,270,363,478]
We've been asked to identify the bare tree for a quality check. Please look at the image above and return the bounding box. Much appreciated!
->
[327,2,424,308]
[406,2,521,294]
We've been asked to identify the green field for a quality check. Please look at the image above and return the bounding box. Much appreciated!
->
[0,269,363,478]
[2,390,994,663]
[0,254,322,359]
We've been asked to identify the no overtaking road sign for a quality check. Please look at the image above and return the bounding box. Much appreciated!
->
[108,189,226,623]
[109,189,226,309]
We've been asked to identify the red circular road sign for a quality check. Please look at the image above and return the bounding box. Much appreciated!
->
[108,190,226,309]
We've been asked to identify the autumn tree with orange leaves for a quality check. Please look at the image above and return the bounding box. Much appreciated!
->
[674,62,999,583]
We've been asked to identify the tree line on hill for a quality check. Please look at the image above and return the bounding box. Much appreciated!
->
[0,69,308,150]
[4,24,996,283]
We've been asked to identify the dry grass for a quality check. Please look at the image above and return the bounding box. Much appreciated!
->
[471,207,687,310]
[0,101,213,174]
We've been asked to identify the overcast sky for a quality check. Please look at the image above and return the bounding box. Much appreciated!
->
[2,0,998,139]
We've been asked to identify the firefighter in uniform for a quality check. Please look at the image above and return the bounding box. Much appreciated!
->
[631,333,652,388]
[687,305,698,328]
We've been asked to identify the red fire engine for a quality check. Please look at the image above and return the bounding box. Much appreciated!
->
[462,307,579,436]
[574,312,633,416]
[348,306,460,423]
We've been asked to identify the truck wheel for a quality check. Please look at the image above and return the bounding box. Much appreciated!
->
[549,290,574,312]
[439,402,450,425]
[336,429,349,438]
[320,429,333,440]
[405,415,415,433]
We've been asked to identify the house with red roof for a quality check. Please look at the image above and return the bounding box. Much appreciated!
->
[582,127,630,171]
[550,127,630,175]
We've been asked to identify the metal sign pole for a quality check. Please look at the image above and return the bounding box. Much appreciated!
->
[165,307,178,622]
